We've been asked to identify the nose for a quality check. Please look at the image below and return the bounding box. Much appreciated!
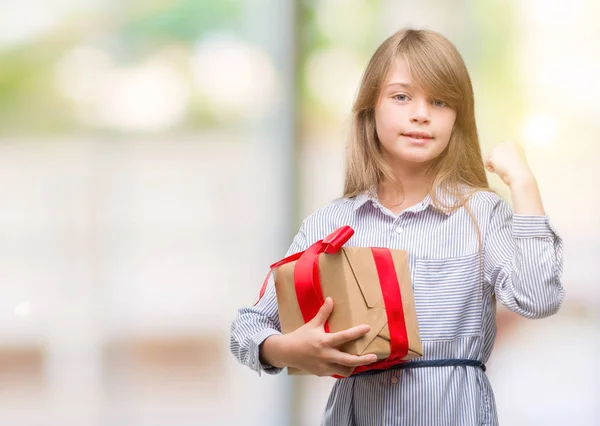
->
[410,99,430,124]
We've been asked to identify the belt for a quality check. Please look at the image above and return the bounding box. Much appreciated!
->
[353,359,486,377]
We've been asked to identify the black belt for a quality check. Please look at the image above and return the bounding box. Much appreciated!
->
[353,359,486,377]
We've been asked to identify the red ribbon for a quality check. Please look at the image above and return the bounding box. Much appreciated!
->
[351,247,409,374]
[255,226,409,376]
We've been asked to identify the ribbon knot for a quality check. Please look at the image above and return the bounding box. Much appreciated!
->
[321,225,354,253]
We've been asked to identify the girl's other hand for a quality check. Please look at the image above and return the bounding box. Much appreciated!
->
[261,298,378,377]
[484,140,535,188]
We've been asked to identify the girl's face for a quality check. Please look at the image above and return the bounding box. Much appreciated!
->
[374,58,457,170]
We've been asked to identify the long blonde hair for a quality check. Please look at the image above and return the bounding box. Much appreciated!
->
[344,28,490,211]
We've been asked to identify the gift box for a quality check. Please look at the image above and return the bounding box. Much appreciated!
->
[259,225,422,376]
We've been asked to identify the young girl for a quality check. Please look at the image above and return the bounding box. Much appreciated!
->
[230,28,564,426]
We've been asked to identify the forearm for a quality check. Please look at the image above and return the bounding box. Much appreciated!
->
[259,334,289,369]
[229,299,285,375]
[509,173,545,215]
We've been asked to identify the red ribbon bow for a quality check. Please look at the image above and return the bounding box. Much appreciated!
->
[256,226,410,376]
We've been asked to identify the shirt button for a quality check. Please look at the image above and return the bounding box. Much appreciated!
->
[395,226,403,234]
[391,375,399,384]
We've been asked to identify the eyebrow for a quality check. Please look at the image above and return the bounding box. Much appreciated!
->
[386,82,413,89]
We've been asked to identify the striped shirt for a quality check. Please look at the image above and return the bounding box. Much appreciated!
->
[230,188,564,426]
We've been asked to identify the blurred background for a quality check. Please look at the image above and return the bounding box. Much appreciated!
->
[0,0,598,425]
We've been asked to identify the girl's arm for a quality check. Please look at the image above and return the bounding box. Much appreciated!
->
[229,228,308,376]
[229,223,376,376]
[483,140,564,318]
[484,140,545,216]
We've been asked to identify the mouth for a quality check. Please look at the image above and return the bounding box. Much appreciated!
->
[401,132,433,143]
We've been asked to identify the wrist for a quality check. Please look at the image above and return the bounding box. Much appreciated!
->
[507,170,537,190]
[508,172,545,215]
[259,334,289,369]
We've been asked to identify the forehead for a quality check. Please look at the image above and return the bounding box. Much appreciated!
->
[385,57,412,83]
[383,57,421,91]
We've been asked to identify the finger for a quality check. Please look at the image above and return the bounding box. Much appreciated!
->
[310,297,333,326]
[327,324,371,347]
[329,351,379,367]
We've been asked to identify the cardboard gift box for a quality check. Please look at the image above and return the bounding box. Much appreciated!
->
[268,226,422,376]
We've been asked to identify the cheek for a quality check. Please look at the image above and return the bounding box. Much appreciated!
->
[374,108,398,140]
[438,114,457,142]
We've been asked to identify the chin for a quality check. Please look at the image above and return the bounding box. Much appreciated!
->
[383,145,441,166]
[396,152,437,164]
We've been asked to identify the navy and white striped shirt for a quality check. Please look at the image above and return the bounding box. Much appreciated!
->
[230,188,564,425]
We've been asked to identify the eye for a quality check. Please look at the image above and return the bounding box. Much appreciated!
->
[393,94,409,102]
[432,99,446,107]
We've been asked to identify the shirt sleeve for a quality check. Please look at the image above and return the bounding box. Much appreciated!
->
[483,198,564,319]
[229,223,309,376]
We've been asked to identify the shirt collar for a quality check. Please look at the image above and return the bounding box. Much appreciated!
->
[351,185,458,216]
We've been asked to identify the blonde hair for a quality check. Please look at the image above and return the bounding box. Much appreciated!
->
[344,28,490,211]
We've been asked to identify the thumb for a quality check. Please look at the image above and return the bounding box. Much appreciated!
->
[310,297,333,326]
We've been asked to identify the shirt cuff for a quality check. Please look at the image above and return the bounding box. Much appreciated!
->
[513,214,559,239]
[249,328,284,376]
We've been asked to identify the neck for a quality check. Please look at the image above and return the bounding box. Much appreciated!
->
[377,162,433,208]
